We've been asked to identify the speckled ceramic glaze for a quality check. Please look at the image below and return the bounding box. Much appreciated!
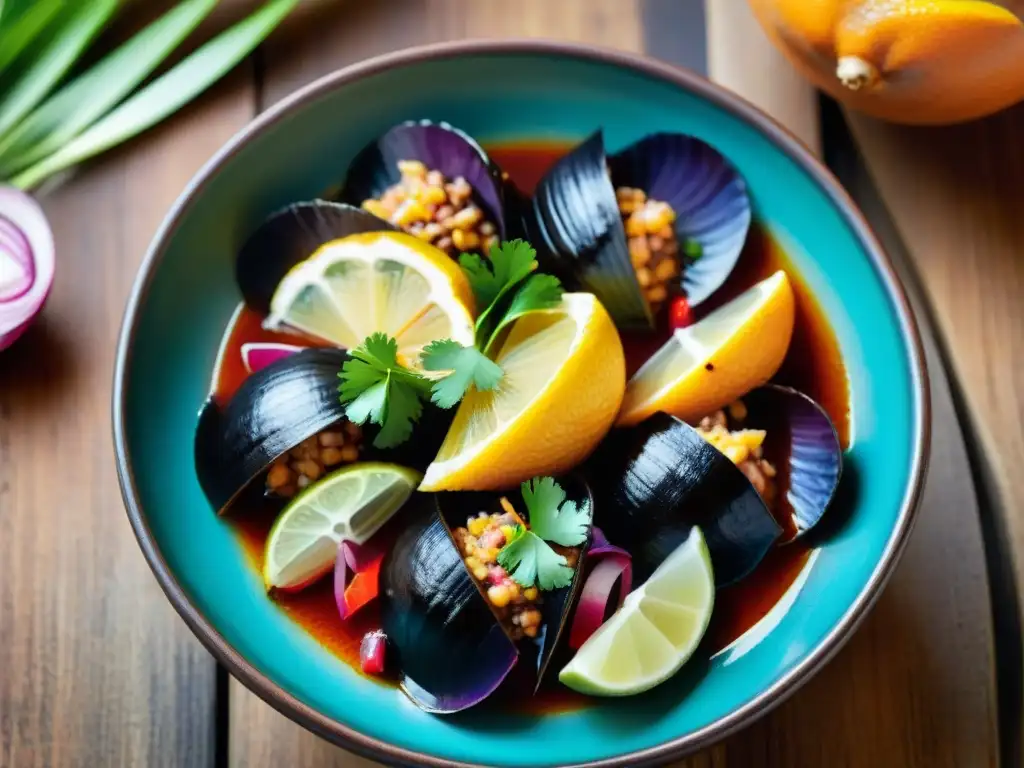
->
[113,42,928,768]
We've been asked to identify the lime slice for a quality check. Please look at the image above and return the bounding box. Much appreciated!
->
[262,462,421,591]
[265,231,475,368]
[558,526,714,696]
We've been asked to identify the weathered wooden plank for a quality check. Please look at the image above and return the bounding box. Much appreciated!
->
[0,71,255,767]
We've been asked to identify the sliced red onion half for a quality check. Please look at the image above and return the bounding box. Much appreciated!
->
[0,187,54,351]
[568,528,633,650]
[241,341,305,374]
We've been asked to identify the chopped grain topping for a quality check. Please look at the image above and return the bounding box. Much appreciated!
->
[617,186,682,314]
[265,423,363,498]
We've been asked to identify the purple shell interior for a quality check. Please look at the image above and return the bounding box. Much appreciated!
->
[743,385,843,540]
[608,133,751,307]
[341,120,505,237]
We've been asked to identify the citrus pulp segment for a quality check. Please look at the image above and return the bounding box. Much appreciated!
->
[617,270,795,426]
[558,526,715,696]
[262,462,421,591]
[265,231,475,367]
[418,293,626,492]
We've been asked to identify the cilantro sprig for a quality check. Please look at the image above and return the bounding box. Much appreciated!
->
[337,240,564,448]
[497,477,591,591]
[337,333,433,449]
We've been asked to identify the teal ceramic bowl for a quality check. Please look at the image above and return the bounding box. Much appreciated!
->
[114,41,929,767]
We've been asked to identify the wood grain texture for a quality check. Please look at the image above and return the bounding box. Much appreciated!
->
[226,2,998,768]
[0,72,255,767]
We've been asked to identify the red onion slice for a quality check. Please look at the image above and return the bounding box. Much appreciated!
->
[334,539,384,620]
[0,187,54,351]
[568,552,633,650]
[241,341,305,373]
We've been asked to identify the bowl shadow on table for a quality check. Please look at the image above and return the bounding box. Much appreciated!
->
[0,317,78,405]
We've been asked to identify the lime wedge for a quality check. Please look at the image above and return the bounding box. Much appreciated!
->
[558,526,714,696]
[262,462,421,591]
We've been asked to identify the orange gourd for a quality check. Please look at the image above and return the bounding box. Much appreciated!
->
[747,0,1024,124]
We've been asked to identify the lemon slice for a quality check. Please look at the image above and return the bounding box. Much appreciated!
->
[617,270,795,426]
[265,231,475,367]
[262,462,421,591]
[419,292,626,492]
[558,526,714,696]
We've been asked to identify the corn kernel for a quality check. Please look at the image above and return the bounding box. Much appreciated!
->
[615,186,637,202]
[391,198,431,227]
[629,238,651,267]
[468,516,489,537]
[523,625,538,638]
[728,400,748,421]
[625,214,646,237]
[473,566,489,581]
[361,199,391,219]
[397,159,427,177]
[499,524,515,543]
[340,445,359,462]
[487,585,511,608]
[523,587,539,601]
[465,556,482,571]
[636,267,652,288]
[480,547,499,563]
[320,447,345,466]
[654,258,679,281]
[452,228,480,251]
[451,206,483,229]
[643,201,676,233]
[646,285,668,303]
[506,582,520,600]
[420,185,446,206]
[724,445,749,465]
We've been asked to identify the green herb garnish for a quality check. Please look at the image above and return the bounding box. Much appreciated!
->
[683,237,703,260]
[497,477,591,591]
[420,338,504,408]
[337,240,564,448]
[337,333,432,449]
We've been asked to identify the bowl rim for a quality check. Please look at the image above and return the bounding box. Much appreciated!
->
[112,38,930,768]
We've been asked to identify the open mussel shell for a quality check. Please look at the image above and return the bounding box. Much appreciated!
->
[586,413,781,587]
[194,348,349,514]
[434,474,593,690]
[235,200,395,315]
[526,131,651,329]
[526,130,751,328]
[380,501,518,714]
[742,385,843,541]
[607,133,751,307]
[339,119,506,238]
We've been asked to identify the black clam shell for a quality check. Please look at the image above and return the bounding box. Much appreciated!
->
[525,131,652,329]
[235,200,395,315]
[194,348,349,514]
[380,502,518,714]
[339,120,506,239]
[525,129,751,328]
[586,413,782,587]
[434,474,593,690]
[742,385,843,541]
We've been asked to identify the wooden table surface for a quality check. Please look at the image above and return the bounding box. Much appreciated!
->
[1,2,1018,767]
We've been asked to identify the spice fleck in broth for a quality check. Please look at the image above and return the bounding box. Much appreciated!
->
[211,142,851,712]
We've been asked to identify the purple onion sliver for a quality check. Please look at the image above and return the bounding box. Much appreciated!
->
[569,554,632,649]
[240,342,305,374]
[341,538,384,573]
[333,539,352,620]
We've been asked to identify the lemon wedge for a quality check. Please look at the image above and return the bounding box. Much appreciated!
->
[559,526,714,696]
[419,293,626,492]
[266,231,475,367]
[617,270,795,426]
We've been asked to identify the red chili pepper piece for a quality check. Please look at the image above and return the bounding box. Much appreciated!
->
[360,630,387,675]
[343,555,382,618]
[668,295,693,330]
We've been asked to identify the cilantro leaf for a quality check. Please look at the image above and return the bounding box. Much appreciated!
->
[521,476,590,546]
[374,374,423,448]
[496,525,574,591]
[338,333,432,449]
[482,273,563,355]
[420,339,503,408]
[461,239,538,347]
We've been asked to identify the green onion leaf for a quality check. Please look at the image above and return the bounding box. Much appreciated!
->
[0,0,118,142]
[0,0,65,76]
[0,0,219,176]
[11,0,299,191]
